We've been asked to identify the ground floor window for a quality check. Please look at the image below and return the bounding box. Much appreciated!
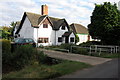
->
[70,37,74,42]
[38,38,49,43]
[58,37,62,42]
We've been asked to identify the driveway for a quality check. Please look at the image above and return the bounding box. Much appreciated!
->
[61,58,119,78]
[38,48,112,65]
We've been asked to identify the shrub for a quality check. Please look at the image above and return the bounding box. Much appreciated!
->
[1,39,11,53]
[13,45,37,68]
[36,51,62,65]
[72,47,88,55]
[36,51,48,64]
[79,41,101,47]
[60,43,75,50]
[2,45,37,73]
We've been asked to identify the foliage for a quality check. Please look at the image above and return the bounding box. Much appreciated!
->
[72,47,88,55]
[1,39,11,53]
[79,41,101,47]
[60,43,75,50]
[75,34,79,43]
[2,45,37,73]
[0,26,13,40]
[88,2,120,45]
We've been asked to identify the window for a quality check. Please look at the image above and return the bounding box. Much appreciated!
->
[61,26,65,30]
[38,38,48,43]
[70,37,74,42]
[43,24,48,28]
[58,37,62,42]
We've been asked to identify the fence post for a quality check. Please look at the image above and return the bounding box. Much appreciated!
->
[70,46,72,53]
[95,45,97,53]
[99,48,101,56]
[90,46,91,55]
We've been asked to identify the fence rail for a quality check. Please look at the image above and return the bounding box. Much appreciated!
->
[71,45,120,55]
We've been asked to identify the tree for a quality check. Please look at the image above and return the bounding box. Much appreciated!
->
[88,2,120,45]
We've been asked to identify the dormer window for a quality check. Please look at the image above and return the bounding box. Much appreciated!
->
[61,26,65,30]
[43,24,48,28]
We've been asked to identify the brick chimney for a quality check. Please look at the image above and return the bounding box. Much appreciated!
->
[41,4,48,15]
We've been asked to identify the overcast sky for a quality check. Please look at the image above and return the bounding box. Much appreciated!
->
[0,0,119,27]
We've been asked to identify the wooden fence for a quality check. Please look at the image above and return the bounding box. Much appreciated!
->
[71,45,120,55]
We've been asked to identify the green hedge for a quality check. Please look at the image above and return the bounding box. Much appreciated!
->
[1,39,11,53]
[60,43,75,50]
[72,47,88,55]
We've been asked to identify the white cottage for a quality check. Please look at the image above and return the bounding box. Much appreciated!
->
[14,5,75,46]
[70,23,93,45]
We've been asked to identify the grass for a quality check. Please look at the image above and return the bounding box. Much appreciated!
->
[3,60,91,79]
[90,52,120,58]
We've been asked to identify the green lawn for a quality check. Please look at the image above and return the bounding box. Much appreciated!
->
[3,60,91,79]
[88,52,120,58]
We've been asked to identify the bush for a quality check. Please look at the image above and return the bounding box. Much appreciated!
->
[79,41,101,47]
[72,48,88,55]
[36,51,62,65]
[2,45,37,73]
[12,45,37,68]
[60,43,75,50]
[36,51,48,64]
[1,39,11,53]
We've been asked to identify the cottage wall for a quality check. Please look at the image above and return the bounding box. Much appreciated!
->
[76,34,88,45]
[56,26,68,45]
[19,17,34,39]
[34,19,55,46]
[69,32,75,44]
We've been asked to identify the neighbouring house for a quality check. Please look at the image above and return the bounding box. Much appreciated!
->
[70,23,93,45]
[14,5,75,46]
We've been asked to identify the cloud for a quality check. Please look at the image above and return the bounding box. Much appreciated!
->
[0,0,119,27]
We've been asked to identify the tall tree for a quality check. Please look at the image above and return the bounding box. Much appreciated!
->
[88,2,120,45]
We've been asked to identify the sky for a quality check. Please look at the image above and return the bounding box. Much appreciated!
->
[0,0,120,27]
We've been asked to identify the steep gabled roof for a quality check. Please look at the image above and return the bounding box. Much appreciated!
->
[70,23,88,34]
[62,31,72,37]
[16,12,69,34]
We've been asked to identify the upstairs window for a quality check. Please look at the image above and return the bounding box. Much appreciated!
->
[61,26,65,30]
[43,24,48,28]
[58,37,62,42]
[70,37,74,42]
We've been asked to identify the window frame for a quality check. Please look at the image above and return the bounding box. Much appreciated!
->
[38,38,49,43]
[70,37,74,42]
[61,26,65,30]
[58,37,62,42]
[43,24,48,28]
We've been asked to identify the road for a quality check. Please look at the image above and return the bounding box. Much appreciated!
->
[61,58,119,78]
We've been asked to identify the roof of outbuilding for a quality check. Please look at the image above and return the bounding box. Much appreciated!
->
[70,23,88,34]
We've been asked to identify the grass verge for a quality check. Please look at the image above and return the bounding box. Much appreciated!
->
[3,60,91,79]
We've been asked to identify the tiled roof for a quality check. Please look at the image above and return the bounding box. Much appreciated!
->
[70,23,88,34]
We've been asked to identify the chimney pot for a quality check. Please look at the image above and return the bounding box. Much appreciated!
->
[41,5,48,15]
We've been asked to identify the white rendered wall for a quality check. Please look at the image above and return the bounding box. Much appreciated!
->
[76,34,88,45]
[69,32,75,44]
[19,17,34,39]
[56,26,68,45]
[34,23,55,46]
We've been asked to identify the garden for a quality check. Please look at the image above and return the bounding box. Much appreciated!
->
[2,39,91,79]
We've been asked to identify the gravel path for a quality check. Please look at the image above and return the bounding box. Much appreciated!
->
[38,48,112,65]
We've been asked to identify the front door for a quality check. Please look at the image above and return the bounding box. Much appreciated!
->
[65,37,69,43]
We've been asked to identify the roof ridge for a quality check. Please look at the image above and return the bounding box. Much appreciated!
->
[25,12,41,16]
